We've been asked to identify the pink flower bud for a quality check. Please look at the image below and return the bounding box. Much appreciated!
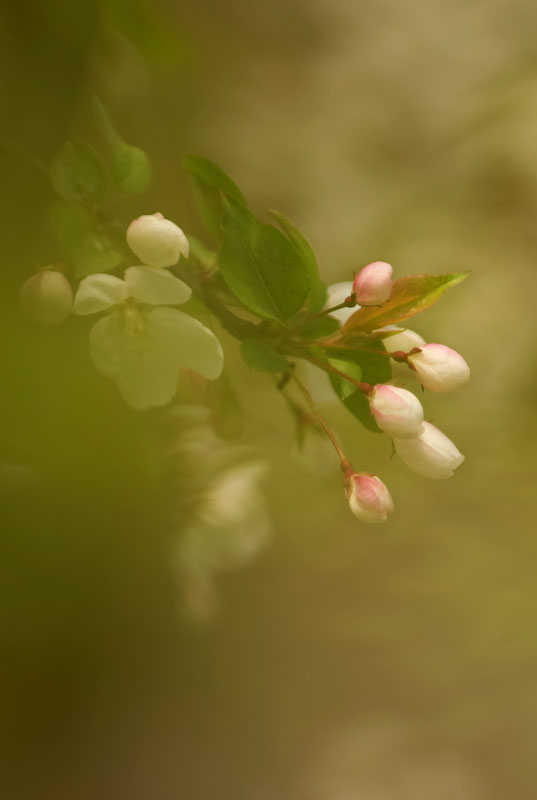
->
[368,384,424,438]
[20,269,73,326]
[345,472,394,523]
[126,212,189,268]
[408,343,470,392]
[393,421,464,479]
[352,261,393,306]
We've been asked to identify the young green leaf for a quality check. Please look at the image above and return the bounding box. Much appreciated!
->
[93,95,151,195]
[240,339,289,373]
[269,209,326,312]
[51,141,107,205]
[182,153,247,240]
[219,199,311,322]
[327,357,363,400]
[342,273,469,334]
[50,201,122,277]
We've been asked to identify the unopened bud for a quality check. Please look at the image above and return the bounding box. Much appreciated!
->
[345,472,394,523]
[380,327,427,379]
[408,343,470,392]
[126,212,189,268]
[20,269,73,326]
[368,384,424,438]
[394,421,464,479]
[353,261,393,306]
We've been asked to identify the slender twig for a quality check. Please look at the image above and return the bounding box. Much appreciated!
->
[291,372,348,464]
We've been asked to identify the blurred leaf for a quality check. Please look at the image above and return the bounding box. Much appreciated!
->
[50,201,122,277]
[183,153,247,240]
[93,95,151,195]
[240,339,289,373]
[50,141,107,205]
[188,235,217,270]
[206,373,245,440]
[269,209,326,312]
[342,272,469,334]
[219,199,310,322]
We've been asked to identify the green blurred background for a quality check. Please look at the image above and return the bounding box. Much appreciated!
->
[2,1,537,797]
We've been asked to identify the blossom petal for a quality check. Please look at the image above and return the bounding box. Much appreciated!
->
[124,265,192,306]
[115,325,179,411]
[88,312,123,378]
[73,274,130,315]
[148,307,224,380]
[325,281,359,324]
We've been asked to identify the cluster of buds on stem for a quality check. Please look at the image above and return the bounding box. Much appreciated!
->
[317,260,470,523]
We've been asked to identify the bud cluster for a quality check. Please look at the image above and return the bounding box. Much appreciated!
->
[331,260,470,524]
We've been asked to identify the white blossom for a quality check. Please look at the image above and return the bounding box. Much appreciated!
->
[73,267,223,410]
[393,421,465,479]
[126,212,190,268]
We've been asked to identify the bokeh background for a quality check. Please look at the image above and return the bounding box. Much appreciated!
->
[2,1,537,797]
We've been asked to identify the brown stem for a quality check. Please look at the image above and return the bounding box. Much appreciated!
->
[291,373,348,464]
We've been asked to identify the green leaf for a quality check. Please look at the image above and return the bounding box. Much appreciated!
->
[187,235,217,270]
[182,153,247,240]
[342,272,469,334]
[219,199,311,322]
[240,338,289,373]
[269,209,326,312]
[326,342,391,432]
[93,95,151,195]
[297,315,339,340]
[51,141,107,205]
[50,201,122,277]
[327,357,362,400]
[343,390,380,433]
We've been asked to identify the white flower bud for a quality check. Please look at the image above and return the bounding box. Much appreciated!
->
[346,472,394,523]
[394,421,464,479]
[368,384,424,438]
[126,212,189,268]
[380,327,427,380]
[353,261,393,306]
[20,269,73,326]
[408,343,470,392]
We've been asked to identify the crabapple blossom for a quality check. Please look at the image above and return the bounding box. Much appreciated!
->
[393,421,464,479]
[368,384,424,438]
[126,212,190,268]
[345,472,394,523]
[73,266,223,410]
[408,343,470,392]
[353,261,393,306]
[20,269,73,326]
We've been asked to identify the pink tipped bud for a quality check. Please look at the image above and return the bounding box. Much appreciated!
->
[20,269,73,326]
[408,343,470,392]
[345,472,394,523]
[352,261,393,306]
[368,384,424,438]
[126,212,189,268]
[393,421,464,479]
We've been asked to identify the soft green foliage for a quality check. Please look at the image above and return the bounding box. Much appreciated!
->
[219,198,311,321]
[51,141,108,205]
[93,95,151,195]
[269,209,327,312]
[182,153,246,241]
[50,201,122,276]
[240,339,290,373]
